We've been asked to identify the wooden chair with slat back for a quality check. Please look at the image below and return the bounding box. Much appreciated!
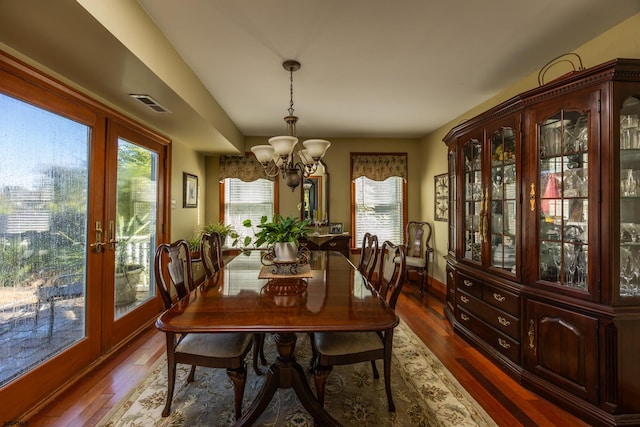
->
[357,232,379,282]
[200,231,224,277]
[200,231,268,374]
[310,241,406,411]
[154,239,253,420]
[401,221,433,296]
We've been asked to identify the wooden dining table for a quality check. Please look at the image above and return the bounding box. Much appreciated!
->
[155,250,399,426]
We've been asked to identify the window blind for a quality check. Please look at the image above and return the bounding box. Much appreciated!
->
[224,178,274,246]
[354,176,404,246]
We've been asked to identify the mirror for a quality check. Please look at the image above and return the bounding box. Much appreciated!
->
[301,161,329,225]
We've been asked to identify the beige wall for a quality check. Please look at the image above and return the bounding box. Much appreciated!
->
[169,140,206,242]
[420,12,640,285]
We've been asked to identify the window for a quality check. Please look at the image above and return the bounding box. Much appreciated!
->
[351,153,407,247]
[222,178,275,246]
[354,176,405,245]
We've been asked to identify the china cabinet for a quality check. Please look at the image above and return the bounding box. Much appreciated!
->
[444,58,640,426]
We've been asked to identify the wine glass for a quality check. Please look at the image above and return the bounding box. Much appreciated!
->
[566,245,578,287]
[621,250,635,296]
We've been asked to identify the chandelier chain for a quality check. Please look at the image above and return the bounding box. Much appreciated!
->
[288,68,295,117]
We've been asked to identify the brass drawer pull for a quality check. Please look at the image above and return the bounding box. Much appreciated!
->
[493,293,506,303]
[498,316,511,326]
[460,295,470,304]
[460,313,470,321]
[498,338,511,349]
[463,279,473,287]
[328,242,337,247]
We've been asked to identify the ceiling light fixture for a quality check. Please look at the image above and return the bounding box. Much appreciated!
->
[251,60,330,191]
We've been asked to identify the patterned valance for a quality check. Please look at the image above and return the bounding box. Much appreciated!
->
[351,154,407,181]
[219,155,275,182]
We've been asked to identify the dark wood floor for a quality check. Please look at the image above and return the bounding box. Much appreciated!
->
[26,283,589,426]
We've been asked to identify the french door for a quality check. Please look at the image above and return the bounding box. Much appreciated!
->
[0,53,169,420]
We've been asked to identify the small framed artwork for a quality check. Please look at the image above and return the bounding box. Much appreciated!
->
[434,173,449,222]
[183,172,198,208]
[329,222,343,234]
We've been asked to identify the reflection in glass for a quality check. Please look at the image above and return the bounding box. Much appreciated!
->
[0,93,89,386]
[538,110,589,290]
[114,139,158,318]
[620,96,640,297]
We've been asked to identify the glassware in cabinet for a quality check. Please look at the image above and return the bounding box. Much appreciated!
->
[619,96,640,298]
[537,110,590,291]
[463,139,483,262]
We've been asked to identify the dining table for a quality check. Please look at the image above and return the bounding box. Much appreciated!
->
[155,250,399,426]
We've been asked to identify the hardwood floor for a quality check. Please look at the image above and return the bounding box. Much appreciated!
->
[25,284,589,426]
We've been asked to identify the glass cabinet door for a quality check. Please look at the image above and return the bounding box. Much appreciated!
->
[489,127,517,274]
[619,96,640,298]
[463,138,483,263]
[537,110,590,292]
[448,148,456,255]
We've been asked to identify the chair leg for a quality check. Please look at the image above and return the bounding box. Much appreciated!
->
[384,329,396,411]
[162,355,176,417]
[186,365,197,383]
[259,333,267,365]
[252,334,265,375]
[370,360,380,379]
[308,333,318,373]
[227,366,247,421]
[313,364,333,407]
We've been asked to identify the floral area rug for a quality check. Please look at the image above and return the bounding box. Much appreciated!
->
[99,322,496,426]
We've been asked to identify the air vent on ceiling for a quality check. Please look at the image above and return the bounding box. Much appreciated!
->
[129,94,171,113]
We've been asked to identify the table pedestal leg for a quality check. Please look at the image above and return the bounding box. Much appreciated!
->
[234,332,341,427]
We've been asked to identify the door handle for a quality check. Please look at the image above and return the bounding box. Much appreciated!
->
[108,220,118,250]
[89,221,106,253]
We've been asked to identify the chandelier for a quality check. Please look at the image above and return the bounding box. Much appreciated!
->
[251,60,331,191]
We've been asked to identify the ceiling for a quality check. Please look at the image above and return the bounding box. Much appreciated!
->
[1,0,640,154]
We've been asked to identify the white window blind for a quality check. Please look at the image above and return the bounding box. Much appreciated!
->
[223,178,274,246]
[354,176,404,246]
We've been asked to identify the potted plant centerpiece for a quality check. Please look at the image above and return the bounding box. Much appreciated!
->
[243,214,310,262]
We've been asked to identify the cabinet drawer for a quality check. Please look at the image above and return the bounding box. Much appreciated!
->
[483,283,519,316]
[321,239,349,251]
[469,297,520,340]
[457,273,482,299]
[457,290,481,311]
[458,309,520,364]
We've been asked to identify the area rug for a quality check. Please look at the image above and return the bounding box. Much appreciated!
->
[99,321,496,426]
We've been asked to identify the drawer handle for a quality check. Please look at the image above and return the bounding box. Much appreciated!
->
[460,313,470,321]
[463,279,473,287]
[460,295,470,304]
[498,316,510,326]
[449,288,455,294]
[498,338,511,349]
[328,242,337,247]
[493,293,506,303]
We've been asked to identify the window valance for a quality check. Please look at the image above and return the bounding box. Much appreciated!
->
[351,153,407,181]
[219,155,275,182]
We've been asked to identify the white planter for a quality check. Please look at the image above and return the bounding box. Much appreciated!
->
[273,242,298,261]
[115,265,143,305]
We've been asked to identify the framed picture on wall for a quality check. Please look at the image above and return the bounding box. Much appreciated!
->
[434,173,448,222]
[183,172,198,208]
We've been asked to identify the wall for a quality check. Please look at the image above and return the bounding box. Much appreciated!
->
[169,140,206,242]
[420,12,640,285]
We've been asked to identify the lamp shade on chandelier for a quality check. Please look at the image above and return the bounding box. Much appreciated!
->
[251,60,331,191]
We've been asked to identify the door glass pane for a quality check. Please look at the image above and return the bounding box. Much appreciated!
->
[489,127,516,273]
[448,150,456,253]
[114,139,157,318]
[0,93,89,386]
[620,96,640,297]
[463,140,482,262]
[538,111,589,289]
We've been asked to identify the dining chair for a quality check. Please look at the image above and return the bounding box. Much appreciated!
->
[200,232,268,374]
[200,231,224,277]
[311,241,406,411]
[357,232,379,282]
[154,239,253,419]
[400,221,433,296]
